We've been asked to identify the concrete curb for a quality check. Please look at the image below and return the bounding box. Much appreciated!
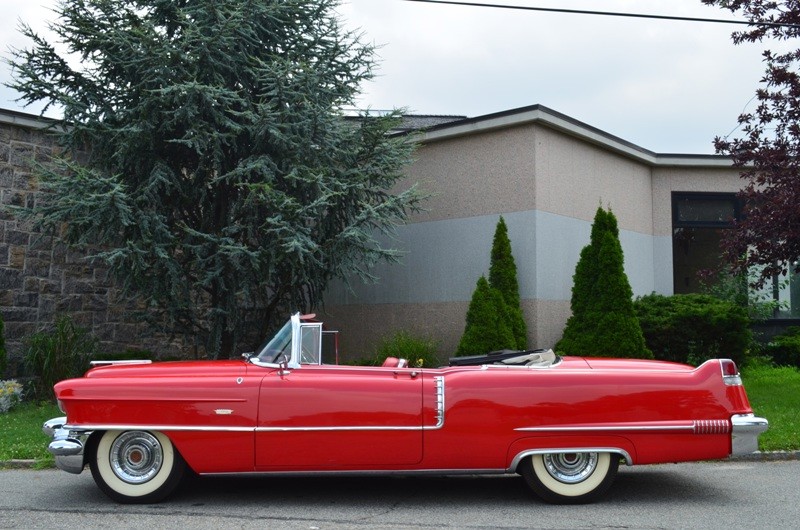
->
[729,451,800,462]
[0,459,38,469]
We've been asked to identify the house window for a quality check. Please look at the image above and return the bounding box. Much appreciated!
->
[672,193,739,294]
[672,192,800,318]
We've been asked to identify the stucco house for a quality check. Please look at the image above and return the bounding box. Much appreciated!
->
[321,104,799,357]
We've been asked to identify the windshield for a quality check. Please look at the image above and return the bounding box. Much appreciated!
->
[255,320,293,363]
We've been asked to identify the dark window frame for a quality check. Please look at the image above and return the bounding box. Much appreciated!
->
[671,191,741,229]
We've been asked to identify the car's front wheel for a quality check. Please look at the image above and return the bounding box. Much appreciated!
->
[520,451,618,504]
[89,430,185,503]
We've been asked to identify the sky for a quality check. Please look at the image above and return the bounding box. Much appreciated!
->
[0,0,781,154]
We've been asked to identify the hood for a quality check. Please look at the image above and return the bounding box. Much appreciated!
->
[83,359,248,379]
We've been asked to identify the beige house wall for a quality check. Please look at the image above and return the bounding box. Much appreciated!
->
[407,124,537,223]
[533,126,654,236]
[407,122,659,238]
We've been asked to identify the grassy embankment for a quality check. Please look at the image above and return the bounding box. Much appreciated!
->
[0,365,797,467]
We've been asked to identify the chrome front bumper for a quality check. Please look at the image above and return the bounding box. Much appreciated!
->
[731,414,769,455]
[43,417,91,474]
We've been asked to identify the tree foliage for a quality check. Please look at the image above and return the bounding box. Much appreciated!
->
[455,276,516,357]
[7,0,423,358]
[702,0,800,285]
[556,207,652,359]
[488,216,526,349]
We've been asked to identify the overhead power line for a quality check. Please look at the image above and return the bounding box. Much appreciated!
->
[400,0,800,29]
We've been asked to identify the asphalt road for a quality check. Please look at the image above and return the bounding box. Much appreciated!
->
[1,461,797,529]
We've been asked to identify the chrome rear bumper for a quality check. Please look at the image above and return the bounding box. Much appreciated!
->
[731,414,769,455]
[43,417,92,474]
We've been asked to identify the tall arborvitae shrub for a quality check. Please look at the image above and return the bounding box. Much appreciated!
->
[556,207,652,359]
[489,217,527,349]
[455,277,516,356]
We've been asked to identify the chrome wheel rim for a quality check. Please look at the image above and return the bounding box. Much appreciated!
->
[542,452,598,484]
[109,431,164,484]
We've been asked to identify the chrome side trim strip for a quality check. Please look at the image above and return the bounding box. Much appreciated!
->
[516,419,732,434]
[516,425,692,433]
[508,448,634,471]
[62,423,434,433]
[63,424,255,432]
[257,426,424,432]
[89,360,152,366]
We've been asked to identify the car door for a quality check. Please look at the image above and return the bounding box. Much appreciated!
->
[255,365,423,470]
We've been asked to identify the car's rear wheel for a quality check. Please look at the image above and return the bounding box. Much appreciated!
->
[520,452,618,504]
[89,430,185,503]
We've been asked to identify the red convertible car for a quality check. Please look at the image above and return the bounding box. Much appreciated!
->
[43,314,768,504]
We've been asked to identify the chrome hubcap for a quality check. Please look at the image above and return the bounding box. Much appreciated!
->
[542,452,598,484]
[110,431,163,484]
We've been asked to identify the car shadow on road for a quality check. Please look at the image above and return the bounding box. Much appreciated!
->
[172,464,727,507]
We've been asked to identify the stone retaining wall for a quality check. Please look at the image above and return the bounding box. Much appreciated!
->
[0,112,182,377]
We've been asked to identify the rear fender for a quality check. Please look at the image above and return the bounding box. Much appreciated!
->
[506,436,636,472]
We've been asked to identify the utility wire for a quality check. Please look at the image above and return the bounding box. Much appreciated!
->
[400,0,800,29]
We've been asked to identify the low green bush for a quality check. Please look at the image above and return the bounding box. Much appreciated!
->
[351,330,442,367]
[634,293,751,366]
[762,326,800,368]
[23,315,98,401]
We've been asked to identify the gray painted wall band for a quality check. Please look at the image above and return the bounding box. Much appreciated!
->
[326,210,669,306]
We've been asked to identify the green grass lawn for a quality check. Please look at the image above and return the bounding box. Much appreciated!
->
[0,401,60,467]
[741,364,800,451]
[0,365,797,468]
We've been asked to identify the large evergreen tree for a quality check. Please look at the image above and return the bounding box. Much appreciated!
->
[7,0,423,357]
[556,207,651,359]
[488,216,526,349]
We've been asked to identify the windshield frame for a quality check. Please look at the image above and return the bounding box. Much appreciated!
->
[254,318,294,364]
[250,313,323,368]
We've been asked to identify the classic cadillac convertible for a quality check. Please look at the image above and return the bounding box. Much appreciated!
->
[43,314,768,504]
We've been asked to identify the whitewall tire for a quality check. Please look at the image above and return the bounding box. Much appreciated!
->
[89,430,185,503]
[521,452,618,504]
